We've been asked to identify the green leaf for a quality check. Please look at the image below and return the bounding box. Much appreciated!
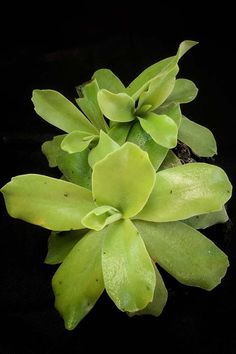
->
[183,207,229,229]
[1,174,95,231]
[159,150,182,171]
[134,220,229,290]
[138,112,178,148]
[82,205,122,231]
[32,90,97,134]
[57,149,92,189]
[102,219,156,312]
[97,89,135,122]
[164,78,198,105]
[155,103,182,127]
[108,123,132,145]
[127,121,168,170]
[137,66,178,110]
[92,69,125,93]
[88,130,120,168]
[52,228,105,330]
[42,135,65,168]
[178,116,217,157]
[61,130,97,153]
[76,79,108,131]
[128,262,168,317]
[135,163,232,222]
[45,229,88,264]
[126,40,198,100]
[92,143,156,218]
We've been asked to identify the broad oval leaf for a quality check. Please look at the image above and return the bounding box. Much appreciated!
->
[102,219,156,312]
[134,220,229,290]
[139,112,178,148]
[92,68,125,93]
[183,207,229,229]
[127,121,168,170]
[135,163,232,222]
[32,89,97,134]
[52,228,105,330]
[128,262,168,317]
[164,78,198,105]
[82,205,122,231]
[178,116,217,157]
[92,143,156,218]
[88,130,120,168]
[45,229,88,264]
[61,130,97,153]
[97,89,135,122]
[1,174,95,231]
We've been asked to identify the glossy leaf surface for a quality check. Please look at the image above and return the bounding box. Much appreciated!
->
[61,130,97,153]
[92,69,125,93]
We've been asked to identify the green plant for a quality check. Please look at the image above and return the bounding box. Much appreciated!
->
[1,40,232,330]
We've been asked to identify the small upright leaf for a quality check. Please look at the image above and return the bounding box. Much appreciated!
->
[88,130,120,168]
[82,205,122,231]
[42,135,65,168]
[76,79,108,131]
[136,163,232,222]
[139,112,178,148]
[135,220,229,290]
[178,115,217,157]
[1,174,95,231]
[127,121,168,170]
[97,89,135,122]
[61,130,97,153]
[92,69,125,93]
[32,90,97,134]
[164,78,198,105]
[102,219,156,312]
[92,143,156,218]
[52,228,105,330]
[45,229,88,264]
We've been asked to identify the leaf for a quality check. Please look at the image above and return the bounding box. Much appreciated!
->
[52,228,105,330]
[1,174,95,231]
[137,66,178,110]
[45,229,88,264]
[88,130,120,168]
[61,130,97,153]
[138,112,178,148]
[102,219,156,312]
[97,89,135,122]
[82,205,122,231]
[42,135,92,189]
[135,162,232,222]
[127,121,168,170]
[42,135,65,168]
[178,116,217,157]
[57,149,92,189]
[155,103,182,127]
[92,143,156,218]
[159,150,182,171]
[92,68,125,93]
[128,262,168,317]
[126,40,198,100]
[164,78,198,105]
[183,207,229,229]
[76,79,108,131]
[32,90,97,134]
[108,123,132,145]
[134,220,229,290]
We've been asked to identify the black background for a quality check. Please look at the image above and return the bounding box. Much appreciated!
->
[0,6,235,354]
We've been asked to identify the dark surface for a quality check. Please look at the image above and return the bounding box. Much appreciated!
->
[1,12,235,354]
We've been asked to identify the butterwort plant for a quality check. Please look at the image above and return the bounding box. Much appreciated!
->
[1,40,232,330]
